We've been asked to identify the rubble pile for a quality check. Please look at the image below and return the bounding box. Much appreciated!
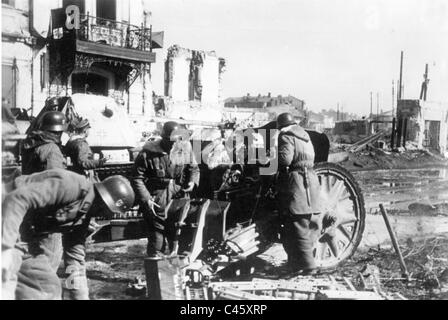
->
[331,141,448,171]
[335,236,448,300]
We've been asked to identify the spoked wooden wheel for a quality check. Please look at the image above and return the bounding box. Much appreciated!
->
[313,163,365,269]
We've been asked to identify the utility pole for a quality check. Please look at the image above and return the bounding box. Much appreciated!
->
[398,51,404,100]
[392,80,395,116]
[337,103,339,121]
[395,51,404,151]
[370,92,373,118]
[420,63,429,101]
[376,92,380,132]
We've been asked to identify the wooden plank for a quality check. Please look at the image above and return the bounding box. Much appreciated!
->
[379,204,410,280]
[76,40,156,63]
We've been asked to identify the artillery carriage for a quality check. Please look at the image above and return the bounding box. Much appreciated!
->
[89,120,366,299]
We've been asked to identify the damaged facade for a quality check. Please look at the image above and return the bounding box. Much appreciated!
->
[397,99,448,156]
[2,0,164,118]
[160,45,226,123]
[165,45,225,105]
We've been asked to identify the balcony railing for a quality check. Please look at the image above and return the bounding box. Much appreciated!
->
[77,14,152,52]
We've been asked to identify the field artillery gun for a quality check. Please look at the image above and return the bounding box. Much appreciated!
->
[89,121,366,300]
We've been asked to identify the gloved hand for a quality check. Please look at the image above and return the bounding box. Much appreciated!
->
[1,248,14,283]
[87,219,101,235]
[145,197,160,216]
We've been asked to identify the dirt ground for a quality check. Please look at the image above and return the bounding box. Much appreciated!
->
[86,240,147,300]
[85,235,448,300]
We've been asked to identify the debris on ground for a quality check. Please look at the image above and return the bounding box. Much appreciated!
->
[204,275,405,300]
[85,235,448,300]
[126,277,147,297]
[357,264,381,291]
[330,140,448,172]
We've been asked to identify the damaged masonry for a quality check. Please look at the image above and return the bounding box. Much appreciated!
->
[2,0,448,303]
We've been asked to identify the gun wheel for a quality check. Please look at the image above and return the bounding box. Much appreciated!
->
[313,162,366,269]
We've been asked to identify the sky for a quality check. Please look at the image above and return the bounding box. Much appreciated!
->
[147,0,448,116]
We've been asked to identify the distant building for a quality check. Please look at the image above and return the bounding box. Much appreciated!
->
[224,93,305,111]
[397,99,448,155]
[222,93,305,127]
[301,111,335,132]
[368,110,394,133]
[333,120,370,137]
[222,104,304,128]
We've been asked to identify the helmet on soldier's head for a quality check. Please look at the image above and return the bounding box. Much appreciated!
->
[40,111,68,132]
[45,97,61,110]
[161,121,180,139]
[94,175,135,216]
[276,112,296,129]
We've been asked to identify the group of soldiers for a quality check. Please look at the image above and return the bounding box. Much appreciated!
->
[1,106,323,300]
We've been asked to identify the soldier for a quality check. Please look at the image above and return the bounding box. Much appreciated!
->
[131,121,200,257]
[21,111,67,175]
[44,96,62,111]
[25,97,63,135]
[65,118,107,181]
[276,113,322,274]
[20,111,69,277]
[1,169,135,300]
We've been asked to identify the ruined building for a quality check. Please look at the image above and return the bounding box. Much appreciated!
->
[2,0,164,118]
[164,45,226,105]
[161,45,226,123]
[397,99,448,156]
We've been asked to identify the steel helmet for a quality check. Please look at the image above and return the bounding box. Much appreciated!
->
[45,97,61,109]
[161,121,179,139]
[94,175,135,215]
[276,112,296,129]
[40,111,68,132]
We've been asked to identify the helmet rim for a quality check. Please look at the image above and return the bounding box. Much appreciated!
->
[94,176,135,215]
[40,111,68,132]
